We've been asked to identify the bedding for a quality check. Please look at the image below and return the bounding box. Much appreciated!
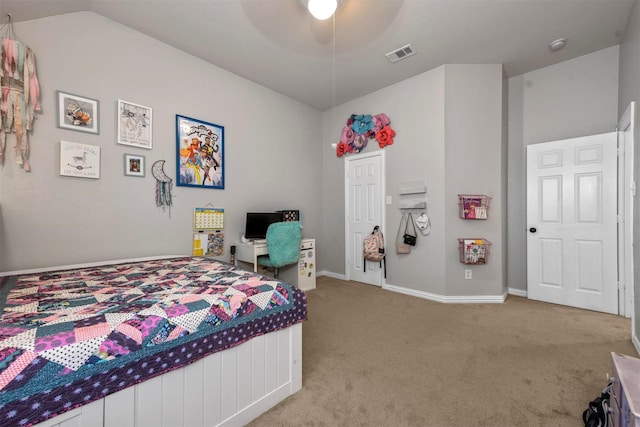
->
[0,257,307,427]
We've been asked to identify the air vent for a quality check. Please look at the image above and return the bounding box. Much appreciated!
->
[385,44,416,63]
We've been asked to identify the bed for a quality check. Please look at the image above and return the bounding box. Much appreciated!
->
[0,257,307,427]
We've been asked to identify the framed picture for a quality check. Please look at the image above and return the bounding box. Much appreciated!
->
[124,153,145,177]
[59,140,100,179]
[176,114,224,189]
[56,91,100,134]
[117,99,152,149]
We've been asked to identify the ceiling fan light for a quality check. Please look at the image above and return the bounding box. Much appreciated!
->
[307,0,338,20]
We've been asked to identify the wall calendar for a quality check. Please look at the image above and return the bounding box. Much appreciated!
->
[194,207,224,230]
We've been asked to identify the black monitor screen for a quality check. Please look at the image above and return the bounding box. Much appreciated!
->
[244,212,282,240]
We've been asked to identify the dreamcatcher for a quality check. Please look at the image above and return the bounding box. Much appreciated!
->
[151,160,173,214]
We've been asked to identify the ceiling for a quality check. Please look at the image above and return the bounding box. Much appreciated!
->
[1,0,635,111]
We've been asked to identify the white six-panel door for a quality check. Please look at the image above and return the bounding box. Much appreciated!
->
[527,133,618,314]
[345,151,384,286]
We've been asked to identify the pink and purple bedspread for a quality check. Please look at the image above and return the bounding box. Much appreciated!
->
[0,257,307,427]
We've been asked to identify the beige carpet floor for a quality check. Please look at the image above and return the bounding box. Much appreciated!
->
[248,276,637,427]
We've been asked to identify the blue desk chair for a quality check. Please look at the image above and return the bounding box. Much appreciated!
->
[257,221,302,278]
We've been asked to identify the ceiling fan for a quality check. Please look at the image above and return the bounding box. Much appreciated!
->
[299,0,344,20]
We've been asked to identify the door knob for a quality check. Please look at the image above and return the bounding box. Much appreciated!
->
[529,227,537,233]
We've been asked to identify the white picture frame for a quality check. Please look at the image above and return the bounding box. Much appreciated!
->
[124,153,145,177]
[56,91,100,135]
[60,140,101,179]
[117,99,153,149]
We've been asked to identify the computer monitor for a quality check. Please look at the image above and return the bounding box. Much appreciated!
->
[244,212,282,240]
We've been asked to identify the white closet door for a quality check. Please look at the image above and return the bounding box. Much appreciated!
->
[527,132,617,314]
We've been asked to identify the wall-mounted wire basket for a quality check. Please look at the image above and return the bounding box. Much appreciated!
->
[458,194,491,219]
[458,238,492,264]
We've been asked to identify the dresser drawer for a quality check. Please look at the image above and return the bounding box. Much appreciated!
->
[611,352,640,427]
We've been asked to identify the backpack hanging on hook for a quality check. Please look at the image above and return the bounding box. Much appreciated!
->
[363,225,386,278]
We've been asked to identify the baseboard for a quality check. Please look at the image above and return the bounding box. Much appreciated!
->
[508,287,527,298]
[11,265,521,306]
[317,270,509,303]
[383,283,507,304]
[317,270,347,280]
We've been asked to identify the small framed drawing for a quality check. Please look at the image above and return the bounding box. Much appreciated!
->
[124,153,145,177]
[176,114,224,189]
[60,140,100,179]
[117,99,152,149]
[56,91,100,134]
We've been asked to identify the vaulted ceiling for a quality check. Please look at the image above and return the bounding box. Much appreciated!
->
[2,0,634,111]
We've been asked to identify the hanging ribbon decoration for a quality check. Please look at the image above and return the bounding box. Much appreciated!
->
[0,14,42,171]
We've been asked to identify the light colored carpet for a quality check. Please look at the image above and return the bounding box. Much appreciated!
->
[248,276,637,426]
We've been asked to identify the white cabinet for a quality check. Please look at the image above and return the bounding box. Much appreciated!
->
[297,239,316,291]
[610,352,640,427]
[235,238,316,291]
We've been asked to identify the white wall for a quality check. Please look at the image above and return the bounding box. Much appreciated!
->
[0,11,629,306]
[0,12,323,272]
[320,64,505,299]
[507,46,620,293]
[320,66,447,294]
[444,64,505,297]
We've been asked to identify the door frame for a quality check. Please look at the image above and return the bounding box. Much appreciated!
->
[344,150,386,283]
[618,101,635,320]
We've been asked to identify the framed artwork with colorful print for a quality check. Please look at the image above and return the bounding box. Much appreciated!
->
[175,114,224,189]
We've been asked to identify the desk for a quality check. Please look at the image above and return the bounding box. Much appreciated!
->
[235,238,316,290]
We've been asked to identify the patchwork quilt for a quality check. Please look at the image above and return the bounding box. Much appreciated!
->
[0,257,307,427]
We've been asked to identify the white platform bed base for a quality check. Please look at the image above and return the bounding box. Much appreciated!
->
[33,322,302,427]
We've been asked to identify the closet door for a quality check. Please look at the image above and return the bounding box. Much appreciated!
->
[527,132,617,314]
[345,151,385,286]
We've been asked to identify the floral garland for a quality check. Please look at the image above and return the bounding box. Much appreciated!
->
[336,113,396,157]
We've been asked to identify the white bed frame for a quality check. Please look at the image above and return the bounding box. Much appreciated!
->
[1,257,302,427]
[33,323,302,427]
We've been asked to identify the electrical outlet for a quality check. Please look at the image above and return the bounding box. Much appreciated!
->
[465,269,472,280]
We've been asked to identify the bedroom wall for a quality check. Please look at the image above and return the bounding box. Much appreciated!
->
[321,66,447,294]
[0,12,323,272]
[320,64,505,299]
[506,46,620,294]
[618,0,640,348]
[0,10,629,306]
[443,64,505,297]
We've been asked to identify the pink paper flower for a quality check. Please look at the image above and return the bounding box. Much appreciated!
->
[341,125,355,145]
[351,134,368,152]
[372,114,390,133]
